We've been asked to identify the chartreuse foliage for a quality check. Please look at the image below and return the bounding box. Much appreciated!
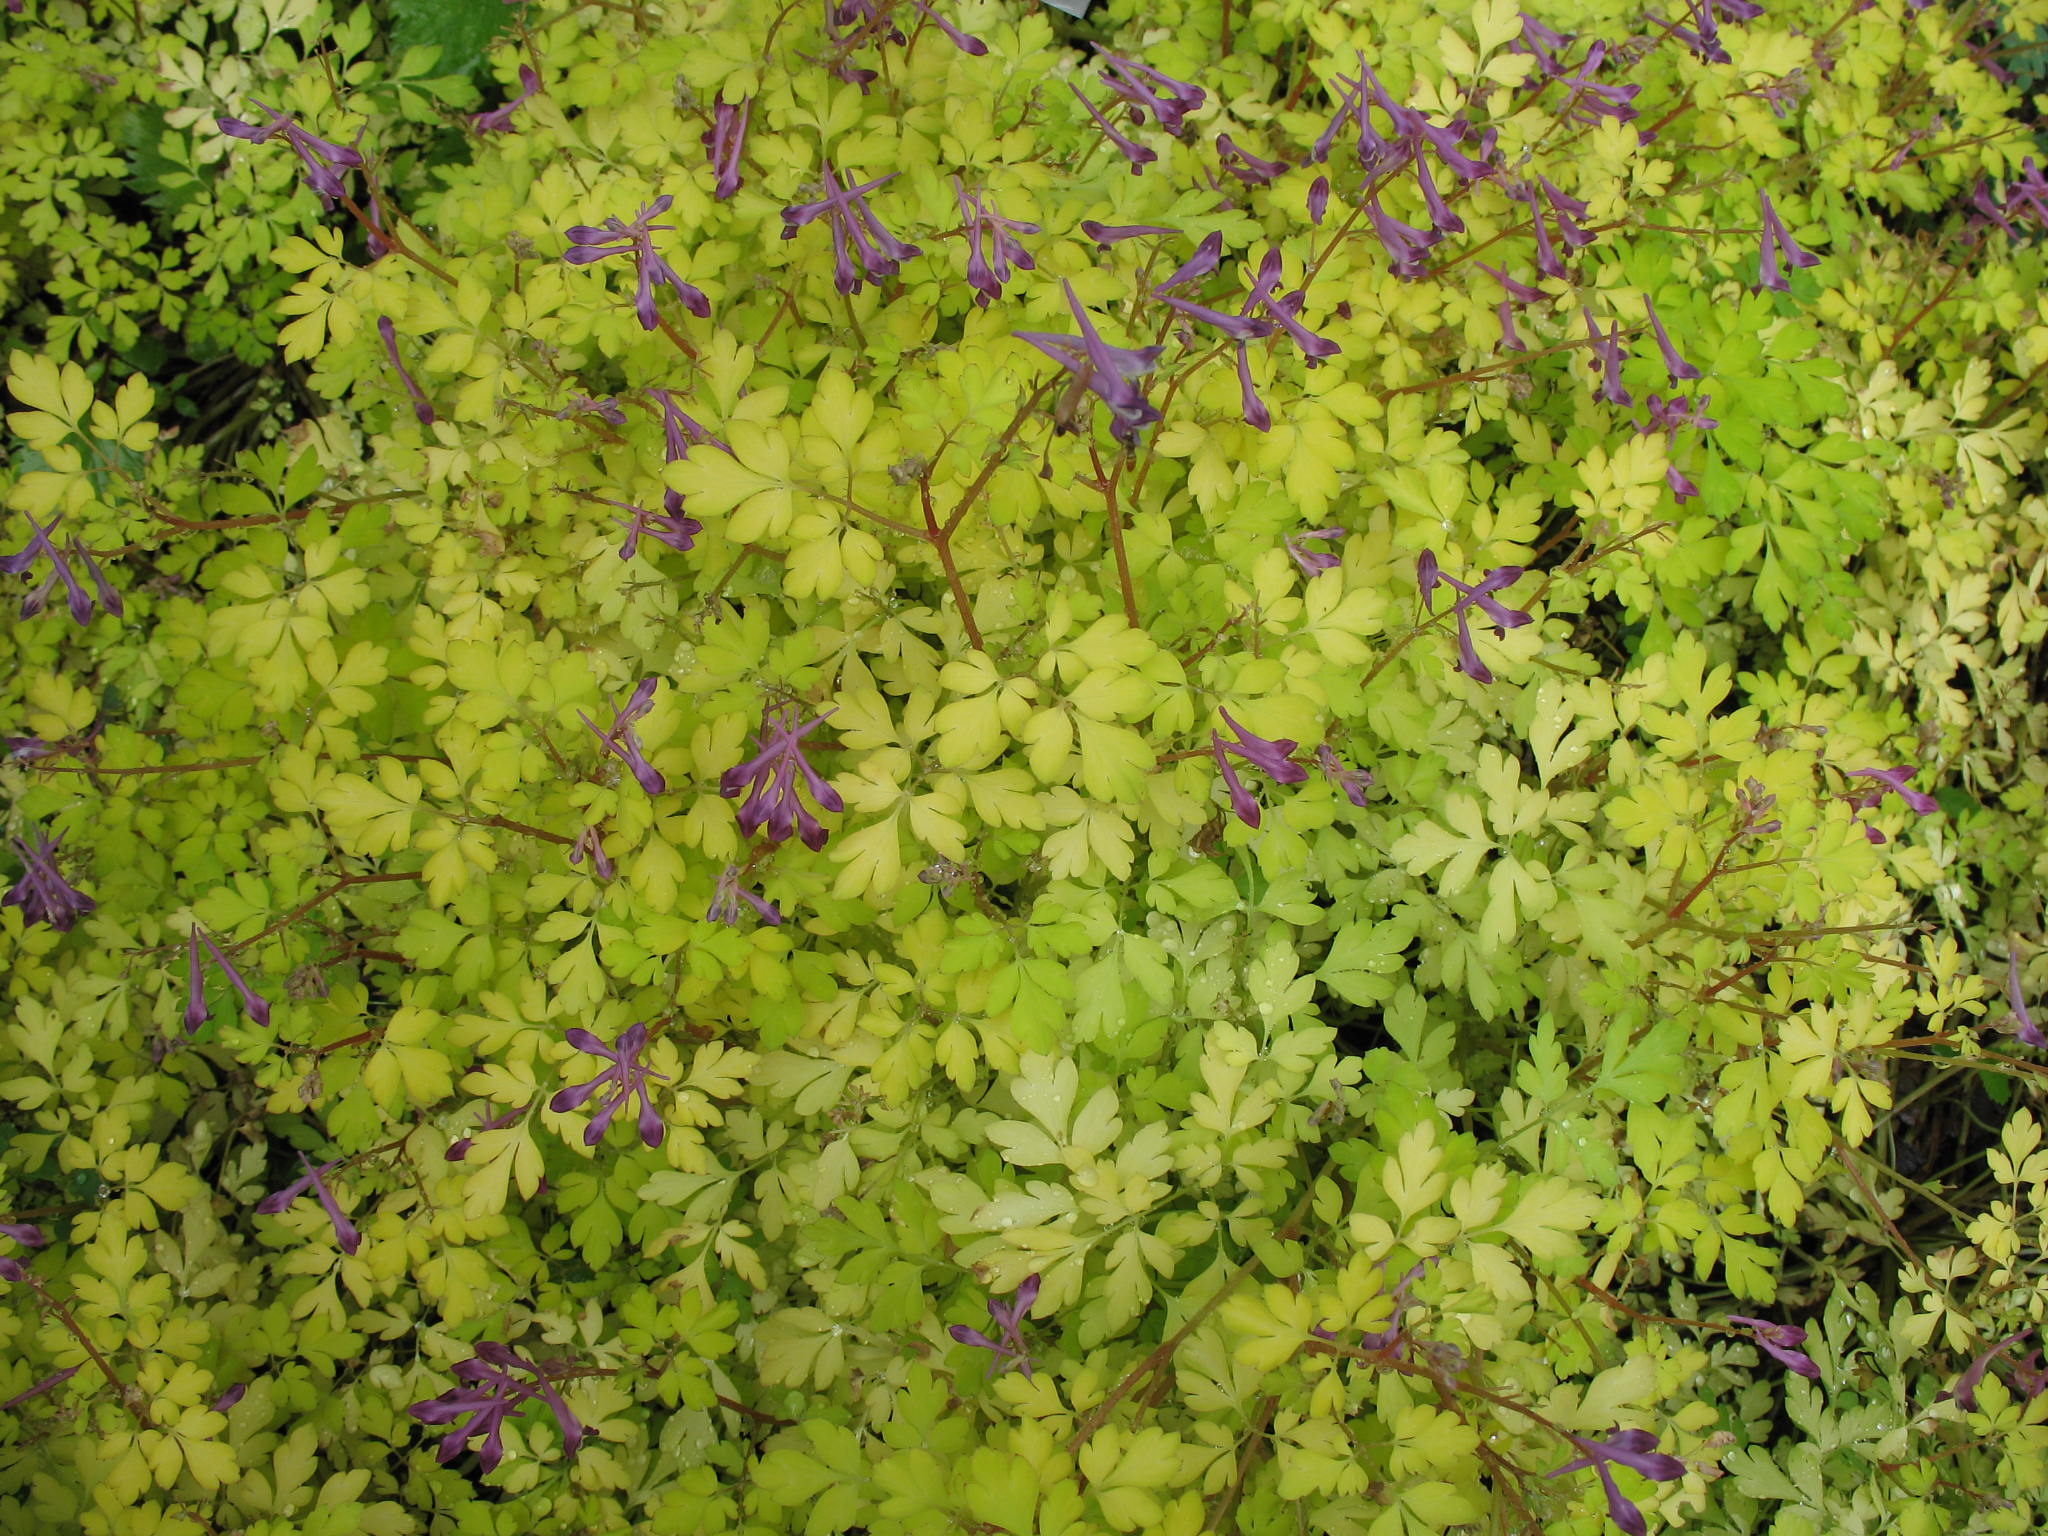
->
[8,0,2048,1533]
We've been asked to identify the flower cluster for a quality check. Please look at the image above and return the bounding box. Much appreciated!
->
[564,196,710,330]
[407,1342,586,1473]
[4,830,94,932]
[551,1022,667,1148]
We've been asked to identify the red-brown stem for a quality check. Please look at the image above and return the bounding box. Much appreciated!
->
[27,1277,152,1427]
[1090,444,1140,627]
[943,378,1055,539]
[224,870,428,956]
[920,477,983,651]
[454,814,574,847]
[1203,1392,1277,1533]
[655,312,702,362]
[336,193,453,285]
[1880,260,1966,364]
[1220,0,1233,55]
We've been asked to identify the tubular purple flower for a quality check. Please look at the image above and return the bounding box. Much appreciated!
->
[1217,133,1290,187]
[1734,777,1782,837]
[568,825,615,881]
[1497,299,1527,352]
[2,512,120,626]
[551,1022,669,1147]
[257,1152,362,1255]
[1413,155,1464,237]
[1756,191,1821,292]
[5,831,95,932]
[564,195,711,329]
[1477,262,1547,306]
[1211,709,1309,829]
[1418,551,1533,684]
[1555,42,1642,124]
[1949,1329,2032,1411]
[1512,14,1576,76]
[1155,231,1223,290]
[913,0,987,53]
[446,1103,528,1163]
[580,678,667,797]
[1641,295,1702,383]
[1308,176,1331,224]
[709,863,783,927]
[1673,0,1731,64]
[1254,252,1342,362]
[1095,50,1206,134]
[1582,307,1633,406]
[605,496,702,559]
[216,101,363,210]
[1666,464,1701,502]
[1,1365,81,1411]
[1158,290,1275,341]
[408,1343,586,1473]
[1844,765,1938,816]
[950,1273,1041,1379]
[1234,343,1271,433]
[1285,528,1344,578]
[720,704,845,850]
[213,1383,248,1413]
[377,317,435,426]
[956,179,1040,307]
[183,924,273,1031]
[0,1222,45,1249]
[1727,1316,1821,1379]
[1538,174,1595,249]
[2006,947,2047,1048]
[702,96,751,199]
[1316,744,1375,806]
[1071,83,1157,172]
[781,163,924,294]
[1015,280,1166,448]
[1549,1430,1686,1536]
[472,64,542,134]
[1366,195,1437,279]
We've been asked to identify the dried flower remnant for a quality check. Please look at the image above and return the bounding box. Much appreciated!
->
[183,924,274,1034]
[720,704,845,850]
[568,824,615,880]
[471,64,541,134]
[407,1341,586,1473]
[552,1022,668,1148]
[256,1152,362,1255]
[5,830,94,932]
[1727,1315,1821,1379]
[1416,550,1534,684]
[376,317,435,425]
[1,512,123,625]
[1285,528,1344,579]
[950,1273,1041,1378]
[564,195,710,330]
[702,96,750,198]
[580,678,667,797]
[1016,279,1166,448]
[1211,709,1309,828]
[216,101,363,209]
[781,163,924,295]
[709,863,782,927]
[954,179,1040,307]
[1755,191,1821,292]
[1548,1430,1687,1536]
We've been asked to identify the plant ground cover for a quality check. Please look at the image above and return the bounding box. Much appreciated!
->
[7,0,2048,1532]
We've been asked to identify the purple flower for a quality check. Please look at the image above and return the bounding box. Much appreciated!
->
[1755,192,1821,293]
[1638,394,1719,437]
[551,1022,668,1148]
[558,394,628,426]
[446,1103,529,1163]
[1497,299,1528,352]
[377,317,435,426]
[1366,195,1438,280]
[2,1365,81,1410]
[183,924,273,1034]
[782,163,923,296]
[564,195,710,330]
[580,678,667,797]
[1285,528,1344,579]
[1582,307,1633,406]
[1843,765,1938,816]
[702,96,750,198]
[1417,551,1534,684]
[1554,41,1642,124]
[1538,175,1594,249]
[2006,948,2048,1048]
[1727,1316,1821,1379]
[604,496,702,560]
[1734,777,1782,838]
[720,704,845,850]
[0,1223,46,1248]
[1477,262,1549,306]
[1511,14,1577,76]
[6,736,55,761]
[1249,250,1342,363]
[1154,231,1223,290]
[1080,220,1179,245]
[1071,83,1157,172]
[472,64,541,135]
[1549,1430,1687,1536]
[408,1341,586,1473]
[644,386,730,527]
[1666,465,1701,503]
[709,863,782,927]
[1,512,123,626]
[1673,0,1731,64]
[1235,344,1270,432]
[1642,295,1701,383]
[1095,50,1206,135]
[1316,744,1374,806]
[1948,1329,2031,1411]
[257,1151,362,1255]
[1015,280,1166,449]
[955,179,1040,307]
[217,101,363,210]
[950,1273,1040,1378]
[212,1383,248,1413]
[1211,709,1310,829]
[914,0,987,54]
[5,831,94,932]
[1217,133,1290,187]
[568,825,615,881]
[1308,176,1331,224]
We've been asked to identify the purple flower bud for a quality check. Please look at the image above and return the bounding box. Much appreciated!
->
[1641,295,1701,383]
[1727,1315,1821,1379]
[1285,529,1344,579]
[212,1382,248,1413]
[551,1022,669,1147]
[257,1153,361,1255]
[1095,50,1205,135]
[1948,1329,2031,1411]
[719,704,845,850]
[701,96,751,199]
[913,0,987,54]
[1755,191,1821,293]
[1072,83,1157,172]
[580,679,667,797]
[1582,306,1633,406]
[2006,948,2048,1048]
[377,316,435,426]
[1366,195,1437,279]
[1666,464,1700,503]
[1216,133,1290,187]
[1154,231,1223,290]
[565,195,710,329]
[1235,343,1271,433]
[956,179,1040,307]
[191,924,273,1029]
[472,64,542,134]
[1418,551,1533,684]
[709,863,783,927]
[568,825,615,881]
[951,1274,1041,1378]
[1080,220,1179,245]
[1211,709,1309,828]
[446,1103,528,1162]
[0,1223,46,1250]
[1843,765,1938,817]
[1308,177,1331,224]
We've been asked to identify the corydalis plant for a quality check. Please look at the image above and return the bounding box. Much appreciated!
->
[581,678,667,796]
[950,1273,1040,1378]
[0,512,122,626]
[376,316,434,425]
[551,1022,668,1148]
[407,1342,587,1474]
[1417,551,1534,684]
[720,704,844,850]
[184,923,273,1033]
[471,65,542,135]
[1016,279,1165,448]
[1549,1429,1687,1536]
[702,96,751,199]
[4,830,94,932]
[1727,1315,1821,1380]
[216,100,363,209]
[564,195,710,330]
[1212,709,1309,828]
[709,863,782,926]
[953,178,1039,307]
[781,163,923,296]
[256,1151,362,1255]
